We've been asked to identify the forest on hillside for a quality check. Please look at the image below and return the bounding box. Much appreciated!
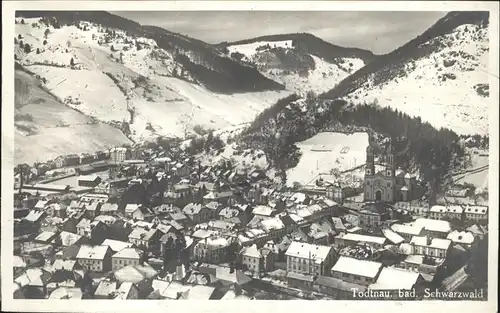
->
[241,95,465,199]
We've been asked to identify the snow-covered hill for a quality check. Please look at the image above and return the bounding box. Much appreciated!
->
[323,12,490,136]
[15,68,132,165]
[14,16,290,150]
[220,34,373,95]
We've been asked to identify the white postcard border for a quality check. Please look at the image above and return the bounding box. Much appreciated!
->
[1,1,498,312]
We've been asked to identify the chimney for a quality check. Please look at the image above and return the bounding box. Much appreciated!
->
[426,236,432,246]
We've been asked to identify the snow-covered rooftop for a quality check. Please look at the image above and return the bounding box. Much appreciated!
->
[285,241,332,263]
[369,267,420,290]
[76,245,109,260]
[410,236,452,250]
[446,231,475,245]
[331,256,383,278]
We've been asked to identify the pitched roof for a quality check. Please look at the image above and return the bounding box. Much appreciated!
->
[411,218,451,233]
[76,245,110,260]
[113,247,143,259]
[331,256,383,278]
[410,236,452,250]
[94,279,117,297]
[183,203,203,215]
[369,267,420,290]
[252,205,275,216]
[241,244,261,258]
[446,231,475,245]
[100,203,119,212]
[125,204,141,214]
[56,231,83,247]
[285,241,333,263]
[128,227,158,241]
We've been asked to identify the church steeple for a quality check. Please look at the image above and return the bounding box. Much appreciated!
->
[385,140,396,177]
[365,145,375,176]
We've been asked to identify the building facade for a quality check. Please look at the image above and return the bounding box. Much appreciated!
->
[363,142,416,203]
[285,241,336,277]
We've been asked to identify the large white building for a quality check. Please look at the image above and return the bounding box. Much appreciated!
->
[285,241,336,276]
[109,147,128,164]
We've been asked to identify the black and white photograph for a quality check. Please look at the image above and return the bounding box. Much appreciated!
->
[1,1,498,311]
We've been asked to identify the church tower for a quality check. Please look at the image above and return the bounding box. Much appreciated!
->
[385,141,396,178]
[365,145,375,176]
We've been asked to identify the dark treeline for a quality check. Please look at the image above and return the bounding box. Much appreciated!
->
[241,95,464,196]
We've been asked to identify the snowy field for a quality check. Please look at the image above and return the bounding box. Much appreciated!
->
[227,39,366,95]
[14,70,131,165]
[15,18,291,145]
[227,40,293,58]
[49,170,109,188]
[453,150,489,191]
[263,55,365,95]
[345,24,489,135]
[286,132,369,186]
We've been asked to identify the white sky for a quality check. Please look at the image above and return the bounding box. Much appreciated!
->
[113,11,448,54]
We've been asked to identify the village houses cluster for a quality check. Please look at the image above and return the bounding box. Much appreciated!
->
[13,140,489,300]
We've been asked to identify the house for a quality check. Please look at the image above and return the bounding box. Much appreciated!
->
[252,205,276,218]
[52,203,68,219]
[381,228,405,245]
[84,201,102,219]
[76,245,112,273]
[78,175,102,188]
[368,267,423,297]
[218,206,241,221]
[411,218,451,238]
[182,203,211,224]
[124,204,146,220]
[76,219,106,241]
[112,247,144,272]
[65,154,81,167]
[54,156,67,168]
[193,236,231,264]
[100,203,119,215]
[204,201,222,217]
[394,202,429,217]
[429,205,464,220]
[128,227,162,250]
[390,223,424,241]
[203,191,234,206]
[335,233,387,249]
[447,231,475,249]
[34,231,58,244]
[259,217,286,242]
[410,236,452,258]
[180,285,216,300]
[52,231,85,247]
[94,279,118,299]
[285,241,336,276]
[101,239,134,253]
[114,282,140,300]
[314,275,366,299]
[331,256,383,285]
[358,203,391,227]
[463,205,488,222]
[109,147,128,164]
[240,244,262,275]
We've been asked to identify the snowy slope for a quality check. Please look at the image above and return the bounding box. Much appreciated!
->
[224,36,369,95]
[14,69,131,165]
[14,17,290,148]
[286,132,369,187]
[322,11,490,136]
[342,24,489,135]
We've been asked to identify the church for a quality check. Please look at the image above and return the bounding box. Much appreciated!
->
[363,141,417,203]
